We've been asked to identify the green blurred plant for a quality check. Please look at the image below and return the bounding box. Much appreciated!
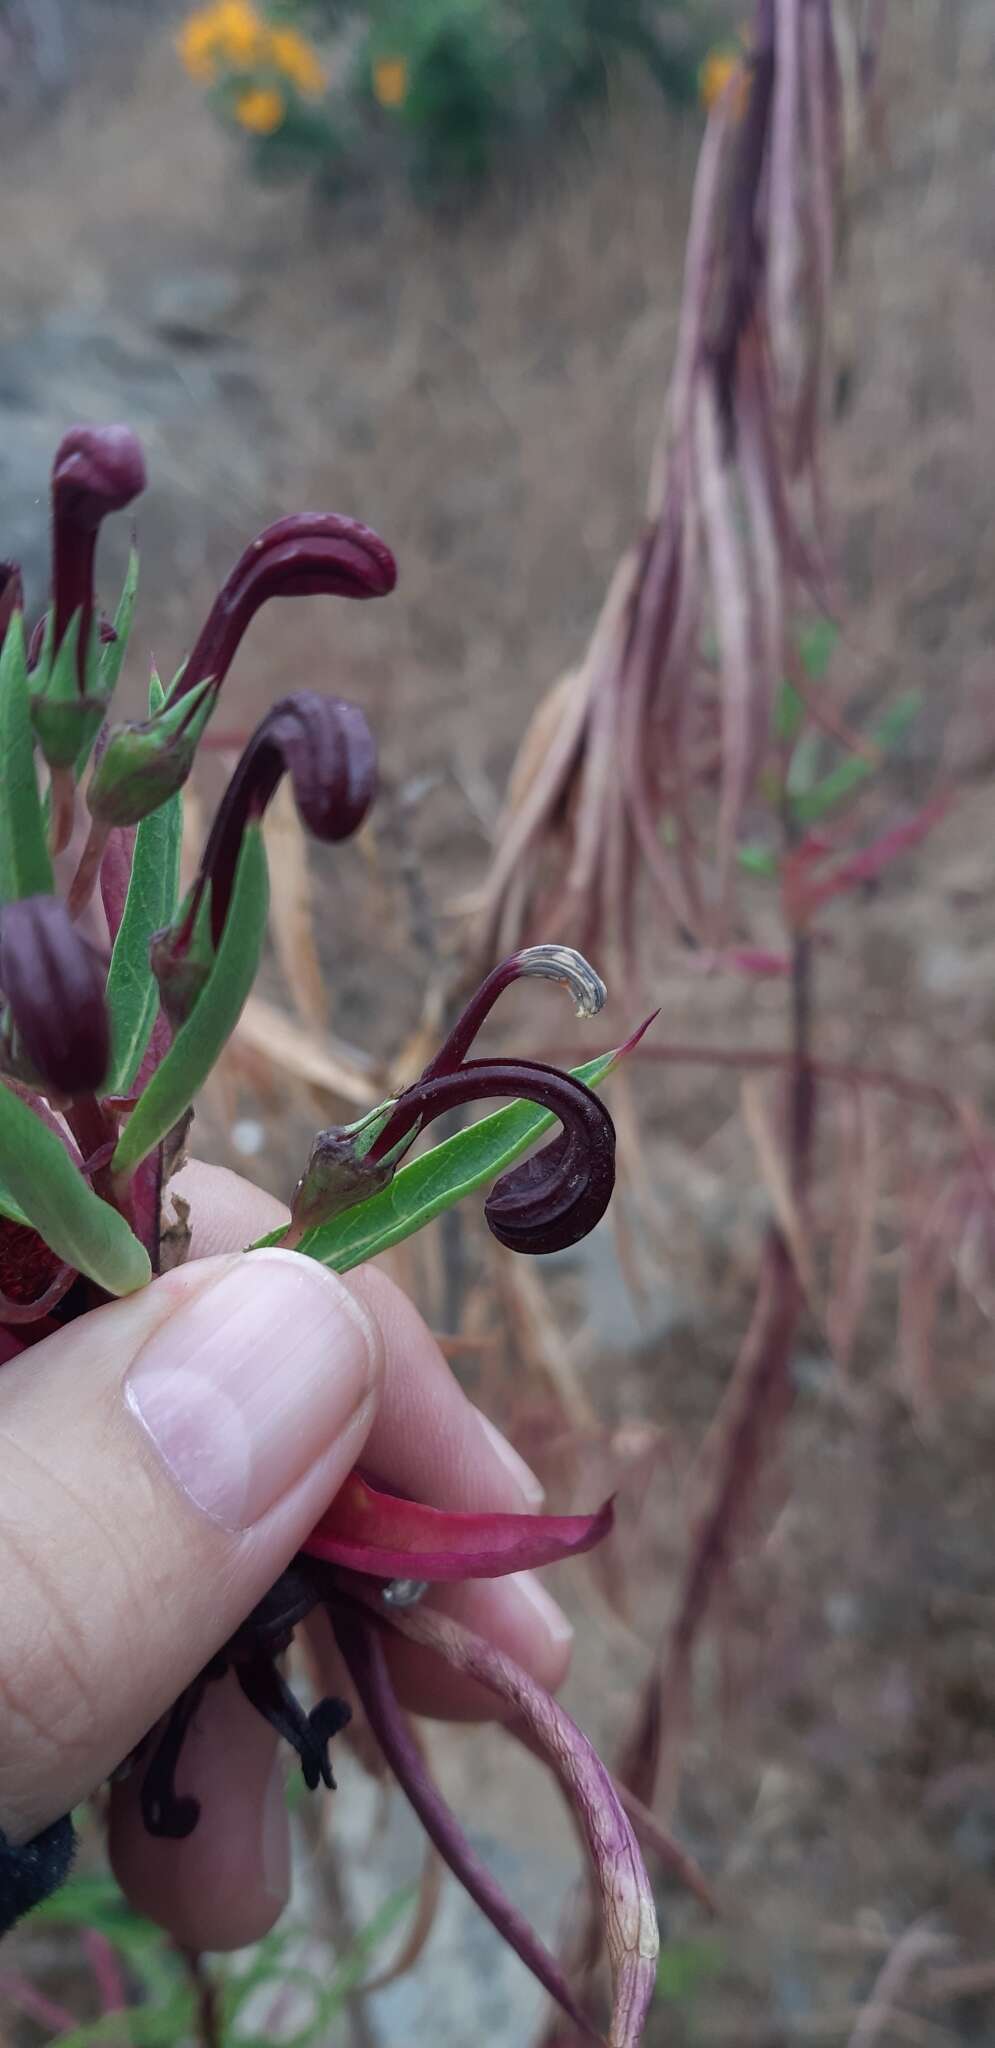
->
[3,1859,413,2044]
[177,0,707,201]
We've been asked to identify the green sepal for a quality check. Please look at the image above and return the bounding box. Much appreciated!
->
[150,868,217,1030]
[0,611,54,903]
[288,1102,410,1241]
[0,1079,151,1295]
[253,1048,618,1272]
[111,825,270,1179]
[30,611,108,770]
[88,672,218,829]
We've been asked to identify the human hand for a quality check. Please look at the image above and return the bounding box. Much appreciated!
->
[0,1160,572,1949]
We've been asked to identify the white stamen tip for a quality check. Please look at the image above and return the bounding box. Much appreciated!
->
[516,944,607,1020]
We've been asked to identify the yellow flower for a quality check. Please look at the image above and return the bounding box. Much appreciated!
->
[177,10,223,84]
[234,83,286,134]
[216,0,265,66]
[266,25,325,96]
[373,55,408,110]
[699,43,748,116]
[178,0,265,82]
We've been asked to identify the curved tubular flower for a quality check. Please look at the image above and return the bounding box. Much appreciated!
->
[189,690,377,948]
[51,427,146,683]
[369,1057,616,1255]
[303,1470,614,1580]
[420,943,607,1084]
[174,512,396,706]
[0,896,110,1097]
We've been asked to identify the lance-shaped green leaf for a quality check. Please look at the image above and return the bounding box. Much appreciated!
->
[253,1047,619,1271]
[789,692,921,825]
[0,611,53,903]
[111,825,269,1179]
[103,782,183,1097]
[0,1177,30,1227]
[0,1080,151,1295]
[98,547,139,699]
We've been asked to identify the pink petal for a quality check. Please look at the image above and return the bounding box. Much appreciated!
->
[304,1472,613,1581]
[365,1591,659,2046]
[333,1610,600,2040]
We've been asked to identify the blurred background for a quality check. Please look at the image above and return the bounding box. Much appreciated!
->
[3,1,995,2042]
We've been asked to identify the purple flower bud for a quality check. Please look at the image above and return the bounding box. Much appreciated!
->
[175,513,397,705]
[194,690,377,944]
[0,562,23,651]
[370,1056,615,1254]
[51,425,146,686]
[0,895,110,1097]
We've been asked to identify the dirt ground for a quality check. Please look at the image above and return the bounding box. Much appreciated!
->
[3,0,995,2042]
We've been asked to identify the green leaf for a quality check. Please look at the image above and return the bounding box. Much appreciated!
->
[103,679,183,1096]
[797,615,839,681]
[737,841,779,878]
[0,611,53,903]
[0,1081,151,1294]
[0,1177,30,1226]
[99,546,139,698]
[111,825,269,1179]
[790,691,921,826]
[253,1048,619,1272]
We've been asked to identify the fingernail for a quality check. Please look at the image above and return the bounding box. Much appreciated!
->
[476,1412,545,1509]
[127,1251,377,1531]
[512,1569,574,1649]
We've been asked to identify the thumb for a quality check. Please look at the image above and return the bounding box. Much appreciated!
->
[0,1249,382,1844]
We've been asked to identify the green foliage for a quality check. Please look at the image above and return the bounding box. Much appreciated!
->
[27,1862,414,2045]
[180,0,705,203]
[0,1080,151,1295]
[0,612,53,903]
[103,780,184,1096]
[111,827,270,1178]
[740,619,922,882]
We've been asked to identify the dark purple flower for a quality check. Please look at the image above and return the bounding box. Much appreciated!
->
[153,694,377,1021]
[0,896,110,1097]
[420,943,607,1082]
[369,1057,616,1254]
[51,426,146,687]
[204,690,376,942]
[173,513,396,706]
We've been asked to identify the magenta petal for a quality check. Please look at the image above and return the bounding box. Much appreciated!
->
[332,1609,600,2041]
[366,1591,659,2046]
[303,1472,613,1581]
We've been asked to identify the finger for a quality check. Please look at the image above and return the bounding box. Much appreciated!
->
[0,1249,382,1844]
[176,1165,575,1710]
[108,1673,289,1951]
[171,1159,289,1260]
